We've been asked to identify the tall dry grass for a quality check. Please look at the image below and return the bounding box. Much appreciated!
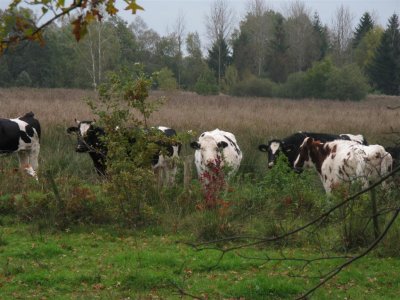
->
[1,88,399,145]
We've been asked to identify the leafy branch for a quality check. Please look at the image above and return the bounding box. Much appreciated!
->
[0,0,143,53]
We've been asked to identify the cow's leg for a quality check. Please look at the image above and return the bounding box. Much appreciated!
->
[18,151,29,169]
[18,151,38,179]
[29,141,40,171]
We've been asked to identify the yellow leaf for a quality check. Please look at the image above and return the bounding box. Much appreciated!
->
[125,1,144,14]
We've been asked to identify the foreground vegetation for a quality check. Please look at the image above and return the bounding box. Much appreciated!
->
[2,220,400,299]
[0,89,400,298]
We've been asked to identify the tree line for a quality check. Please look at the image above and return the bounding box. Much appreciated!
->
[0,0,399,99]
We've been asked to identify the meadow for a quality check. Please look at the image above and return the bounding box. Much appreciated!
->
[1,88,400,299]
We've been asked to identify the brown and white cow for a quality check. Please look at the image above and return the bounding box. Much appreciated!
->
[294,137,392,193]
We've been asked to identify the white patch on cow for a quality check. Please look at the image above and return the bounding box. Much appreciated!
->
[268,141,281,167]
[156,126,169,132]
[270,142,280,155]
[193,129,242,179]
[340,134,365,145]
[79,122,91,137]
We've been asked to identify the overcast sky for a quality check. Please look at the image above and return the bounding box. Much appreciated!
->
[1,0,399,41]
[117,0,399,37]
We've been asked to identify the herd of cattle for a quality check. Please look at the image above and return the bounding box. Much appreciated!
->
[1,112,399,193]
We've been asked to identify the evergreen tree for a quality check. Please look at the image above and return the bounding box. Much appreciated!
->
[207,36,232,86]
[353,12,374,48]
[312,12,329,60]
[368,14,400,95]
[267,13,289,82]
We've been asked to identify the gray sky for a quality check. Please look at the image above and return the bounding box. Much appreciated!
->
[116,0,399,38]
[1,0,399,40]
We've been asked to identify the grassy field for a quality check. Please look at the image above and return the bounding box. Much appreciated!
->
[1,88,400,299]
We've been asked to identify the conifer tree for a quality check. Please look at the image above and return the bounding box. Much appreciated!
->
[368,14,400,95]
[353,12,374,48]
[207,36,232,86]
[312,12,329,60]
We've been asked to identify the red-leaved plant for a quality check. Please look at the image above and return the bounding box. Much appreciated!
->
[198,157,230,211]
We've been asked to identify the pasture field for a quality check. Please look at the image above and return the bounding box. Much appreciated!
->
[1,88,400,299]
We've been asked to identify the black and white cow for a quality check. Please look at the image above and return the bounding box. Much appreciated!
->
[0,112,41,179]
[258,131,368,169]
[67,120,181,183]
[190,129,243,178]
[67,120,107,176]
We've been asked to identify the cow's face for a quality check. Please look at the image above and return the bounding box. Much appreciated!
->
[191,137,228,168]
[67,120,95,153]
[259,140,282,168]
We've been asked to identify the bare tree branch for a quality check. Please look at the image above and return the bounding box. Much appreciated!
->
[296,207,400,299]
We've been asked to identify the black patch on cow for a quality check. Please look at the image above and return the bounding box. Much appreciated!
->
[386,146,400,168]
[19,131,31,143]
[0,119,21,153]
[223,135,241,155]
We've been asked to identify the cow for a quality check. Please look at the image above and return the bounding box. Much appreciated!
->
[293,137,393,193]
[258,131,368,169]
[0,112,41,179]
[67,120,181,183]
[190,129,243,179]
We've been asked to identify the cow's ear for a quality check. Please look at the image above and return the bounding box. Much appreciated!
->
[258,144,268,152]
[304,137,314,146]
[190,141,201,149]
[67,127,78,134]
[217,141,228,149]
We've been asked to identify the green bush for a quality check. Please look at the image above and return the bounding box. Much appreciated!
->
[156,67,177,91]
[15,71,32,87]
[325,64,369,100]
[304,58,335,98]
[194,68,219,95]
[277,72,308,99]
[230,77,277,97]
[277,58,369,101]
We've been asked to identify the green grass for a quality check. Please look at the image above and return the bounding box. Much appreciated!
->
[1,222,400,299]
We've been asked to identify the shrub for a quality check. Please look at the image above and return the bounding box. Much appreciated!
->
[304,58,335,99]
[325,64,369,101]
[156,67,177,91]
[194,68,219,95]
[15,71,32,87]
[277,72,308,99]
[230,76,277,97]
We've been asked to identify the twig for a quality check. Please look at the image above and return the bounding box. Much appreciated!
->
[296,207,400,300]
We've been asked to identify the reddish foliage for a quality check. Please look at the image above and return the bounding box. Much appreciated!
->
[198,157,227,210]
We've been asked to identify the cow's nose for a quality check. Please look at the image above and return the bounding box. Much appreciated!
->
[268,162,274,168]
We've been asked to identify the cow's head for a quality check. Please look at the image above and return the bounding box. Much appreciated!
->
[294,137,325,172]
[191,137,228,168]
[67,119,102,153]
[259,139,295,168]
